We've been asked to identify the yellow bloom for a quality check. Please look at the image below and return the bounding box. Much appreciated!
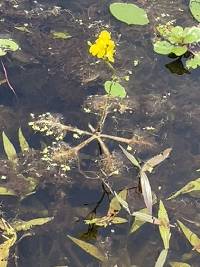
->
[88,30,116,62]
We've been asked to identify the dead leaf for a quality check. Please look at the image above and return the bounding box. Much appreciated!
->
[140,171,153,215]
[120,145,141,169]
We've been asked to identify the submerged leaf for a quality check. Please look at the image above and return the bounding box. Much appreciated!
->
[130,207,148,233]
[18,128,29,153]
[155,249,168,267]
[177,220,200,253]
[2,132,18,163]
[0,39,19,56]
[109,3,149,25]
[12,217,53,232]
[170,262,191,267]
[108,189,128,215]
[67,235,107,262]
[189,0,200,22]
[167,178,200,200]
[0,235,17,267]
[0,187,16,196]
[186,53,200,69]
[140,171,153,215]
[120,145,141,169]
[158,200,171,249]
[132,211,160,225]
[104,81,126,98]
[52,31,72,39]
[142,148,172,173]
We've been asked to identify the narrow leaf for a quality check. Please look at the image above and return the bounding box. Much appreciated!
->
[170,262,191,267]
[108,189,128,215]
[67,235,107,262]
[142,148,172,173]
[177,220,200,253]
[120,145,141,169]
[130,207,148,233]
[155,249,168,267]
[140,171,153,215]
[18,128,29,153]
[0,235,17,267]
[132,211,160,225]
[0,187,16,196]
[12,217,53,232]
[158,200,171,249]
[167,178,200,200]
[2,132,18,163]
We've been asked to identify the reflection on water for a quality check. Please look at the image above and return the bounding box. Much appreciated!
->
[0,0,200,266]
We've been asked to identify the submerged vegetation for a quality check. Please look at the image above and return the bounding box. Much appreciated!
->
[0,0,200,267]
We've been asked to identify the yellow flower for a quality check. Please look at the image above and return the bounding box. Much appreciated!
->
[89,30,116,62]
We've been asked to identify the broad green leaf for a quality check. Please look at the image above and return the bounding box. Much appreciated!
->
[171,45,187,56]
[104,81,126,98]
[52,31,72,39]
[119,145,141,169]
[167,26,184,44]
[67,235,107,262]
[2,132,18,163]
[183,26,200,43]
[109,3,149,25]
[130,207,148,233]
[153,41,175,55]
[18,128,29,153]
[167,178,200,200]
[142,148,172,173]
[186,53,200,69]
[108,189,128,215]
[140,171,152,215]
[12,217,53,232]
[0,39,19,56]
[170,262,191,267]
[0,187,16,196]
[155,249,168,267]
[177,220,200,253]
[158,200,171,249]
[189,0,200,22]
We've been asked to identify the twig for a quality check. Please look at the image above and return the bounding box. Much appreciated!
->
[1,60,18,98]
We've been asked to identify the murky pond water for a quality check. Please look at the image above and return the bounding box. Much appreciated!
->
[0,0,200,266]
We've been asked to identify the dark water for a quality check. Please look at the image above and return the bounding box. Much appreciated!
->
[0,0,200,266]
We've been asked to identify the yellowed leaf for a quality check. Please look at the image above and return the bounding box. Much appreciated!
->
[158,200,171,249]
[18,128,29,153]
[2,132,18,163]
[169,262,191,267]
[67,235,107,262]
[12,217,53,232]
[155,249,168,267]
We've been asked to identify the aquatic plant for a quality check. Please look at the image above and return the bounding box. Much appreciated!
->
[109,2,149,25]
[153,23,200,69]
[88,30,116,63]
[0,38,19,56]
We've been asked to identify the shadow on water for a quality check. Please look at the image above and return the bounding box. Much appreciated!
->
[0,0,200,266]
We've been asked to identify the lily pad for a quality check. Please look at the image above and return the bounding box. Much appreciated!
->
[189,0,200,22]
[104,81,126,98]
[110,3,149,25]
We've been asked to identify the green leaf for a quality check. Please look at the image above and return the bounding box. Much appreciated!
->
[132,211,160,225]
[167,178,200,200]
[189,0,200,22]
[2,132,18,163]
[153,41,175,55]
[155,249,168,267]
[0,235,17,267]
[111,217,128,224]
[15,26,31,33]
[67,235,107,262]
[119,145,141,169]
[12,217,53,232]
[158,200,171,249]
[183,26,200,43]
[0,39,19,56]
[167,26,184,44]
[104,81,126,98]
[186,53,200,69]
[18,128,29,153]
[130,207,148,233]
[170,262,191,267]
[177,220,200,253]
[0,187,16,196]
[109,3,149,25]
[52,31,72,39]
[171,45,187,56]
[108,189,128,215]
